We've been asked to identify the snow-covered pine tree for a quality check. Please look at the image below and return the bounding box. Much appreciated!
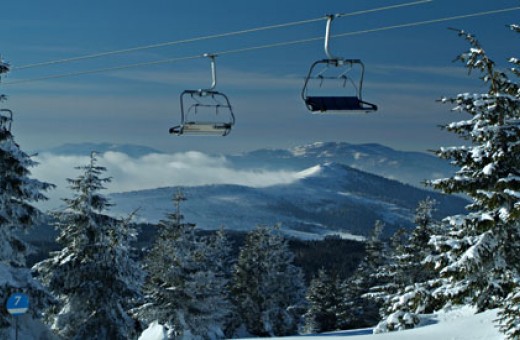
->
[205,227,234,336]
[495,24,520,340]
[497,277,520,339]
[303,268,342,334]
[375,198,442,332]
[337,220,386,329]
[183,227,233,339]
[137,190,231,339]
[0,57,56,339]
[366,227,409,305]
[426,25,520,335]
[34,152,143,340]
[136,190,190,337]
[231,225,306,337]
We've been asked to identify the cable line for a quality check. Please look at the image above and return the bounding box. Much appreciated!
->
[215,6,520,57]
[10,17,321,71]
[336,0,432,18]
[5,5,520,86]
[12,0,432,71]
[334,6,520,38]
[5,55,201,84]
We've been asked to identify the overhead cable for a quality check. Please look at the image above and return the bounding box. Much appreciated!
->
[5,6,520,85]
[334,6,520,38]
[11,0,432,71]
[336,0,432,18]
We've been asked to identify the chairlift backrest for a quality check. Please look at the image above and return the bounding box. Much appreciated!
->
[169,55,236,136]
[169,89,235,136]
[301,15,377,113]
[169,88,235,136]
[302,58,377,113]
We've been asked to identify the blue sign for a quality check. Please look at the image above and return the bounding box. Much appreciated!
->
[6,293,29,316]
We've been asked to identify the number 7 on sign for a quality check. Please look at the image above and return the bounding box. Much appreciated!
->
[14,296,21,305]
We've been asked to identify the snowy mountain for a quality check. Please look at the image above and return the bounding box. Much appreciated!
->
[33,141,465,238]
[229,141,456,188]
[109,162,467,239]
[39,141,454,189]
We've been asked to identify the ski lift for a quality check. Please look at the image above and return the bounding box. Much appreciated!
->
[302,15,377,113]
[169,54,235,136]
[0,57,9,75]
[0,109,13,131]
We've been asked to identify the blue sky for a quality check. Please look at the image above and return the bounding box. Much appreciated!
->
[2,0,519,155]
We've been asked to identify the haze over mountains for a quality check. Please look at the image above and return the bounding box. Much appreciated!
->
[40,141,455,188]
[36,142,465,239]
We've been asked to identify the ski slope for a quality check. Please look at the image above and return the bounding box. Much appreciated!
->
[139,306,504,340]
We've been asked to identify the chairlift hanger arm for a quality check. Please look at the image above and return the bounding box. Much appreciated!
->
[201,53,217,92]
[324,14,339,61]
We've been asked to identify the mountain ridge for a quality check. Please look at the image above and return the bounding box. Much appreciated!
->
[229,141,455,188]
[39,141,455,189]
[109,161,467,239]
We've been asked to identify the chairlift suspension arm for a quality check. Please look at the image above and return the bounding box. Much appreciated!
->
[203,53,217,91]
[324,15,339,61]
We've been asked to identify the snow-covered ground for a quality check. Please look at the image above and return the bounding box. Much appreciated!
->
[139,306,504,340]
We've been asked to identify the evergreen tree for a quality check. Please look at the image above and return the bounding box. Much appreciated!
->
[303,269,342,334]
[367,227,409,305]
[375,198,442,332]
[426,26,520,338]
[497,277,520,340]
[137,191,231,339]
[206,227,234,337]
[0,58,56,338]
[185,227,233,339]
[338,220,386,329]
[34,153,143,340]
[231,225,306,337]
[136,191,193,337]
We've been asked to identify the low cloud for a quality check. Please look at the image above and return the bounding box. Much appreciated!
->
[32,151,301,210]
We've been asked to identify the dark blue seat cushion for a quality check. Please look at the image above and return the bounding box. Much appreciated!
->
[305,96,377,112]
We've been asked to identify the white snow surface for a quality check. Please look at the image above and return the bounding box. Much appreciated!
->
[138,306,503,340]
[2,314,59,340]
[139,321,167,340]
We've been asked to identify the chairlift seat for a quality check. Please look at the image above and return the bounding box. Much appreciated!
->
[169,121,232,136]
[305,96,377,112]
[0,62,9,74]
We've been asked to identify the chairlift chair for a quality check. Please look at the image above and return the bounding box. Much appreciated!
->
[0,58,9,74]
[169,89,235,136]
[0,109,13,131]
[302,58,377,113]
[169,54,235,136]
[302,15,377,113]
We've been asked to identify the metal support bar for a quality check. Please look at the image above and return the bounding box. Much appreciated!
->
[324,15,338,60]
[203,53,217,91]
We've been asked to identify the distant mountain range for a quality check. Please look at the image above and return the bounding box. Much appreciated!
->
[109,162,467,239]
[229,142,456,188]
[40,141,455,188]
[38,142,465,239]
[39,142,162,158]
